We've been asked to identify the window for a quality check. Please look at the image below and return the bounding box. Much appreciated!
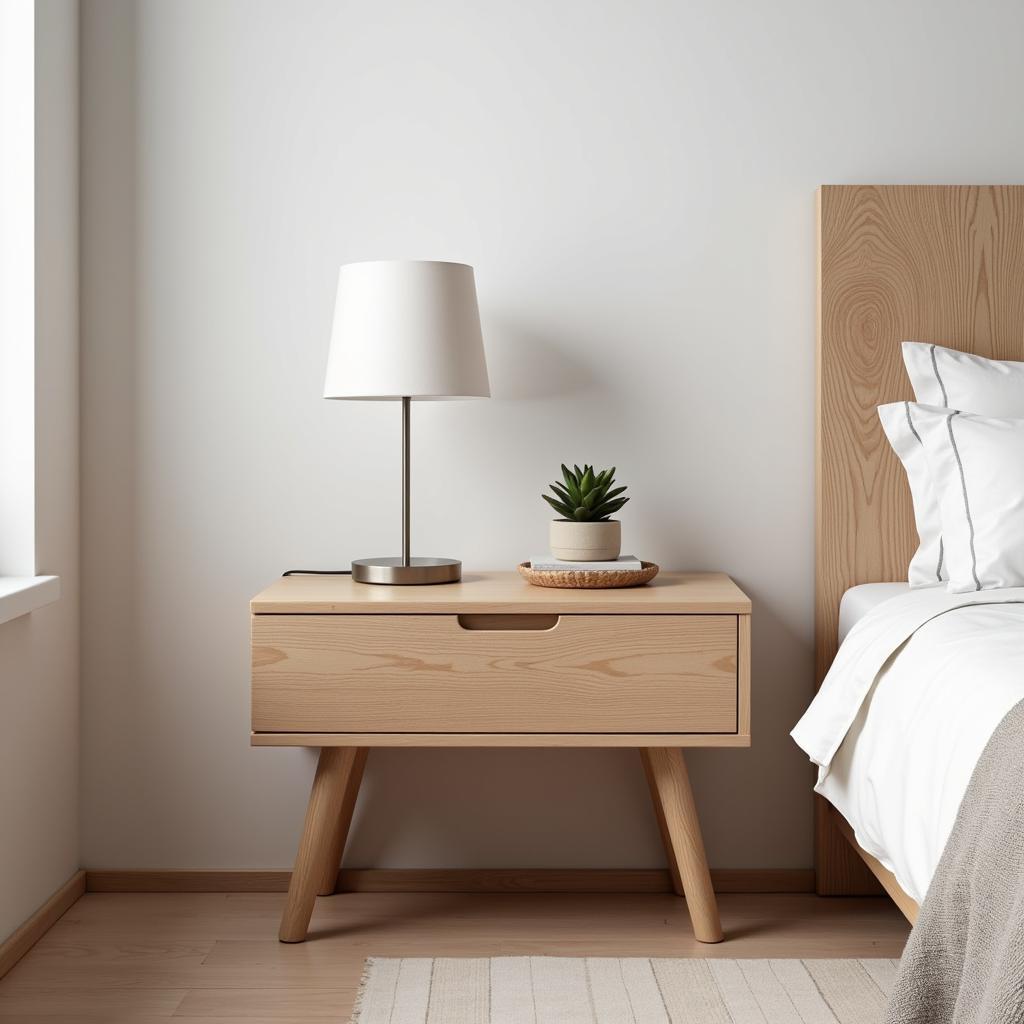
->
[0,0,58,622]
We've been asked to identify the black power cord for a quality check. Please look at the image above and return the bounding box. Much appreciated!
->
[281,569,352,577]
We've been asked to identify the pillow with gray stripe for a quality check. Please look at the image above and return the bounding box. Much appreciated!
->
[903,342,1024,417]
[879,402,948,587]
[911,404,1024,593]
[883,343,1024,588]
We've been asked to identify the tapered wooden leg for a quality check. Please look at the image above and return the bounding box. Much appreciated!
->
[640,748,723,943]
[643,755,686,899]
[279,747,361,943]
[317,748,368,895]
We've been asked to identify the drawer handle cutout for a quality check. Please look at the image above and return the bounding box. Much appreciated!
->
[457,614,559,631]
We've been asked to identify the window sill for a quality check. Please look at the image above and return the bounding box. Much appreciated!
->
[0,576,60,626]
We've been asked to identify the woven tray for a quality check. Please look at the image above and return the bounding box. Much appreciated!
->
[518,561,659,589]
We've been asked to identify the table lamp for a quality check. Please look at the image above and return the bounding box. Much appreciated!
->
[323,260,490,584]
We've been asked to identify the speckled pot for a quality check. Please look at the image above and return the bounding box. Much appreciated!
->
[549,519,621,561]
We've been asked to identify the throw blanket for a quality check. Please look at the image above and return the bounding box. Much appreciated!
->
[885,698,1024,1024]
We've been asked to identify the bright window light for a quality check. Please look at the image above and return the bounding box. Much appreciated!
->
[0,0,35,577]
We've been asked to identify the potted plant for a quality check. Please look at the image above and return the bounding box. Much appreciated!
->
[542,464,629,561]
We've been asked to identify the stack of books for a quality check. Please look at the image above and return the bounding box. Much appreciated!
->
[529,554,643,572]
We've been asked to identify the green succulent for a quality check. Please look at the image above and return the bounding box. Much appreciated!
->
[542,464,629,522]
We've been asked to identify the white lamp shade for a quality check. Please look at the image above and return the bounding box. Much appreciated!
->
[324,260,490,400]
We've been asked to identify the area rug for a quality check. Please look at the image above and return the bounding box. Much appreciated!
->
[351,956,898,1023]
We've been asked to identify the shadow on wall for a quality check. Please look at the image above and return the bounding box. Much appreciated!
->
[80,0,144,858]
[484,312,603,400]
[685,583,814,868]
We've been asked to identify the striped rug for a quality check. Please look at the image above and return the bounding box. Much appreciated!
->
[352,956,898,1023]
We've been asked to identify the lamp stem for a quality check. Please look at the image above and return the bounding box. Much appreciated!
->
[401,396,411,566]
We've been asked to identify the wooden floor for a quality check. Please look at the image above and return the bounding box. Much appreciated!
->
[0,891,909,1021]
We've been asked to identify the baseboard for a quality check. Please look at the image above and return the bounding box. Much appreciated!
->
[87,870,293,893]
[84,867,814,895]
[0,869,86,981]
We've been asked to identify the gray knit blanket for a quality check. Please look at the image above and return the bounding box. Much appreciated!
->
[885,698,1024,1024]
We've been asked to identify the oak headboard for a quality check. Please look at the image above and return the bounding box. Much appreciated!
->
[815,185,1024,893]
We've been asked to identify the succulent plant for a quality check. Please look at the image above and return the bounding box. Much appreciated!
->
[542,464,629,522]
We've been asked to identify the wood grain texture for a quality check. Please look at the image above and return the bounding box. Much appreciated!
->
[817,184,1024,678]
[0,872,85,981]
[278,748,361,942]
[816,185,1024,894]
[251,571,751,615]
[252,576,751,941]
[738,614,751,737]
[0,892,908,1019]
[640,749,723,943]
[84,867,815,894]
[253,614,739,734]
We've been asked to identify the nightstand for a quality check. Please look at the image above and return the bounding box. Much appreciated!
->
[251,571,751,943]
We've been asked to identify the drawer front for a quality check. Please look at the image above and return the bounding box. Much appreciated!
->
[252,614,738,734]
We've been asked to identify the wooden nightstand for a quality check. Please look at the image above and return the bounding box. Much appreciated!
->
[251,571,751,943]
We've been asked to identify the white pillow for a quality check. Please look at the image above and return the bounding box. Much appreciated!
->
[911,403,1024,593]
[903,342,1024,417]
[878,402,947,586]
[890,343,1024,587]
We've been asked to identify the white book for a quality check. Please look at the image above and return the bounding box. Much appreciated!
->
[529,554,642,572]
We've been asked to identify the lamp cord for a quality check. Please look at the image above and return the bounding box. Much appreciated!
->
[281,569,352,576]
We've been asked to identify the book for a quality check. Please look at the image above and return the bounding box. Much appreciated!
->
[529,554,643,572]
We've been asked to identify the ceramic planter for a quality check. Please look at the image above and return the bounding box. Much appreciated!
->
[549,519,622,561]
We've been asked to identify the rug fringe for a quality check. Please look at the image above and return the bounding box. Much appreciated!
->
[348,956,377,1024]
[352,956,900,1022]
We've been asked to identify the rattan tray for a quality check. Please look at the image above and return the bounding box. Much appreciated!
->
[517,561,660,589]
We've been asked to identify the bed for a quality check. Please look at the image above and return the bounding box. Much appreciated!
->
[800,583,1024,920]
[806,185,1024,923]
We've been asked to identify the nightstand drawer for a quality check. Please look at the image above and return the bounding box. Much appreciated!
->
[252,613,738,734]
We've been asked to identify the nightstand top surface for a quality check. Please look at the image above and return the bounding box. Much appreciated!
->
[251,571,750,614]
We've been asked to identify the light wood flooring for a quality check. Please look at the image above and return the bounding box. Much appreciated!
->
[0,891,909,1021]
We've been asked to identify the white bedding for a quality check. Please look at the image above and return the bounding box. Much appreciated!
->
[794,586,1024,903]
[837,582,909,644]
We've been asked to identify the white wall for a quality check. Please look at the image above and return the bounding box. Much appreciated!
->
[80,0,1024,871]
[0,0,79,940]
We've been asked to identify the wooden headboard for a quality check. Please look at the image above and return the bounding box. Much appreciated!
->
[815,185,1024,893]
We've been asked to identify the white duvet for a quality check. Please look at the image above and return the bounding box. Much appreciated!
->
[792,586,1024,904]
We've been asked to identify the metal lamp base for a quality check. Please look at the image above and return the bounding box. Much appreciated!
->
[351,399,462,585]
[351,556,462,585]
